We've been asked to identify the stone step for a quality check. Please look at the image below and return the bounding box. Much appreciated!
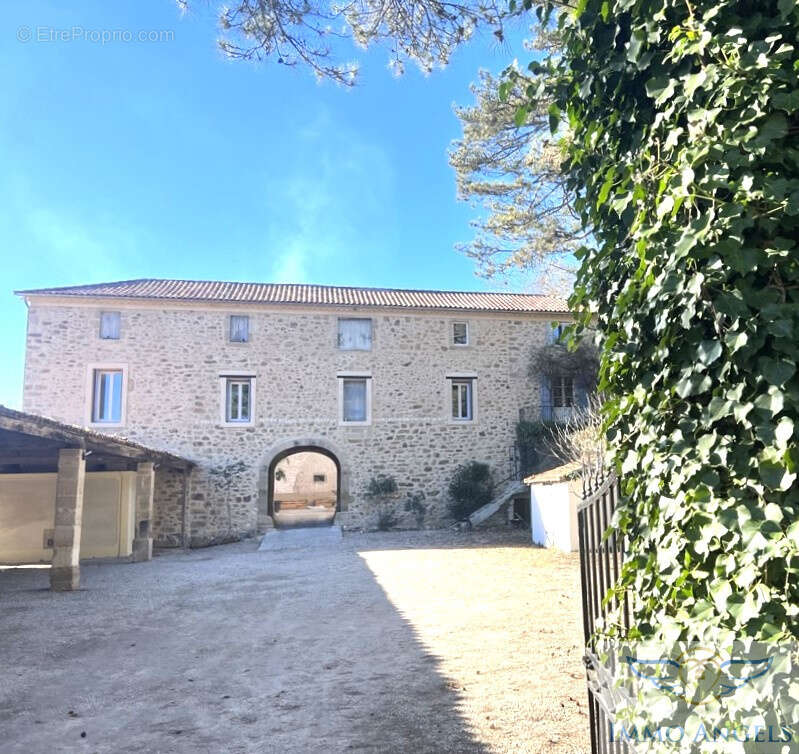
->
[467,481,527,527]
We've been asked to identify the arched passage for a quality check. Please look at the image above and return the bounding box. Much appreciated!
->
[267,446,341,528]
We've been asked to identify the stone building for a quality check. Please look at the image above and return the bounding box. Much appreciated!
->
[17,279,571,545]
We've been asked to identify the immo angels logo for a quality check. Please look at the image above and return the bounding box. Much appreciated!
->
[626,646,773,706]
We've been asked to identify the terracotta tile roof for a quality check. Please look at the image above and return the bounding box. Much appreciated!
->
[524,461,582,485]
[16,279,569,314]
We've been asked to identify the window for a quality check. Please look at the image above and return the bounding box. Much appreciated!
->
[450,379,474,421]
[338,318,372,350]
[230,315,249,343]
[452,322,469,346]
[225,378,252,423]
[92,369,123,423]
[313,474,326,484]
[551,375,574,408]
[99,311,120,340]
[339,376,371,424]
[549,321,569,344]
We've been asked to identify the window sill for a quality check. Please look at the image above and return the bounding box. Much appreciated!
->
[339,421,371,427]
[89,421,125,430]
[220,420,255,428]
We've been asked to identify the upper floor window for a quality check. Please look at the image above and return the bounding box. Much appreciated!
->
[99,311,120,340]
[452,322,469,346]
[92,369,123,423]
[549,321,569,344]
[551,375,574,408]
[338,375,371,424]
[225,377,253,423]
[230,315,249,343]
[450,378,474,422]
[338,318,372,351]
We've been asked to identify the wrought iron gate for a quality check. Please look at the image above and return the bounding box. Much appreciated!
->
[577,470,631,754]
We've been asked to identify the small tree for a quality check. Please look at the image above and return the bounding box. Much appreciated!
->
[447,462,494,521]
[208,461,248,537]
[365,474,399,531]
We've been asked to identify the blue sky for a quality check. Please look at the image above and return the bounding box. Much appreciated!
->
[0,1,528,408]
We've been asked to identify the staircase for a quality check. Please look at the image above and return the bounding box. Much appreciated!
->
[467,479,527,527]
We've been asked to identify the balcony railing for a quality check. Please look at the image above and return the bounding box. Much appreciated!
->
[539,403,575,423]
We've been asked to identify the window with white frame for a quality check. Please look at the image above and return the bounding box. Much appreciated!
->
[551,375,574,408]
[450,378,474,421]
[230,315,249,343]
[337,318,372,350]
[452,321,469,346]
[99,311,121,340]
[225,377,253,423]
[91,369,124,423]
[339,376,371,424]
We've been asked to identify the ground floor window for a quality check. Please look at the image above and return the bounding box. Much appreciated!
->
[92,369,123,423]
[338,375,371,425]
[450,379,474,421]
[225,377,253,423]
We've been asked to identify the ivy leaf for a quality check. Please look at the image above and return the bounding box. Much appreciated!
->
[756,114,788,144]
[775,417,794,449]
[759,458,797,491]
[697,340,722,365]
[760,358,797,386]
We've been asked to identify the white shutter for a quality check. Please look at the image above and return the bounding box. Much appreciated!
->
[230,315,249,342]
[338,319,372,350]
[100,312,120,340]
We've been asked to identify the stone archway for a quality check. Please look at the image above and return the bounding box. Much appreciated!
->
[258,438,350,531]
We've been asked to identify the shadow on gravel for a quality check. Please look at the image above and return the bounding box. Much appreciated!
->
[0,538,489,753]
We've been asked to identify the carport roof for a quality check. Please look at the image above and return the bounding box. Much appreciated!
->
[0,405,194,470]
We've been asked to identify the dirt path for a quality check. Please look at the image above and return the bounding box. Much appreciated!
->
[0,530,589,753]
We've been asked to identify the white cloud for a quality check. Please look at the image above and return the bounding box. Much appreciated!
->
[263,111,397,284]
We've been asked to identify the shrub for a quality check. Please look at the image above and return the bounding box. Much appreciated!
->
[403,491,427,527]
[447,462,494,521]
[376,508,398,531]
[365,474,398,497]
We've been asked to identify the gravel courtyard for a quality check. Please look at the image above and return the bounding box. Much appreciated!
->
[0,529,589,754]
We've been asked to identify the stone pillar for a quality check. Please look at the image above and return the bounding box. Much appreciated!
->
[51,448,86,591]
[132,461,155,562]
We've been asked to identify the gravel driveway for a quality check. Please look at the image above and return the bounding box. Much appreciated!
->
[0,529,589,753]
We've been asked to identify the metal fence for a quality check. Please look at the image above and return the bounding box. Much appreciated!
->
[578,469,631,754]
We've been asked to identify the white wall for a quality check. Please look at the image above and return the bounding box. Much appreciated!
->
[529,481,579,552]
[0,471,136,564]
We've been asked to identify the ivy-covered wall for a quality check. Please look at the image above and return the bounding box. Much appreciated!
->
[518,0,799,743]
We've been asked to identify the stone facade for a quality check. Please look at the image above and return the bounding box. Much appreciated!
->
[21,296,560,544]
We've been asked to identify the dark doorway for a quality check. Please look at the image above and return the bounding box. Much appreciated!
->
[267,447,340,528]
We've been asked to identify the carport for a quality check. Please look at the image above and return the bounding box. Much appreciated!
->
[0,405,193,591]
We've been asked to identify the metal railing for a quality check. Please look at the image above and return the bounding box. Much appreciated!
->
[578,470,631,754]
[540,403,576,423]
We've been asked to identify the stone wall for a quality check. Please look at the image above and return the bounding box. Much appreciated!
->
[152,467,185,547]
[22,298,559,542]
